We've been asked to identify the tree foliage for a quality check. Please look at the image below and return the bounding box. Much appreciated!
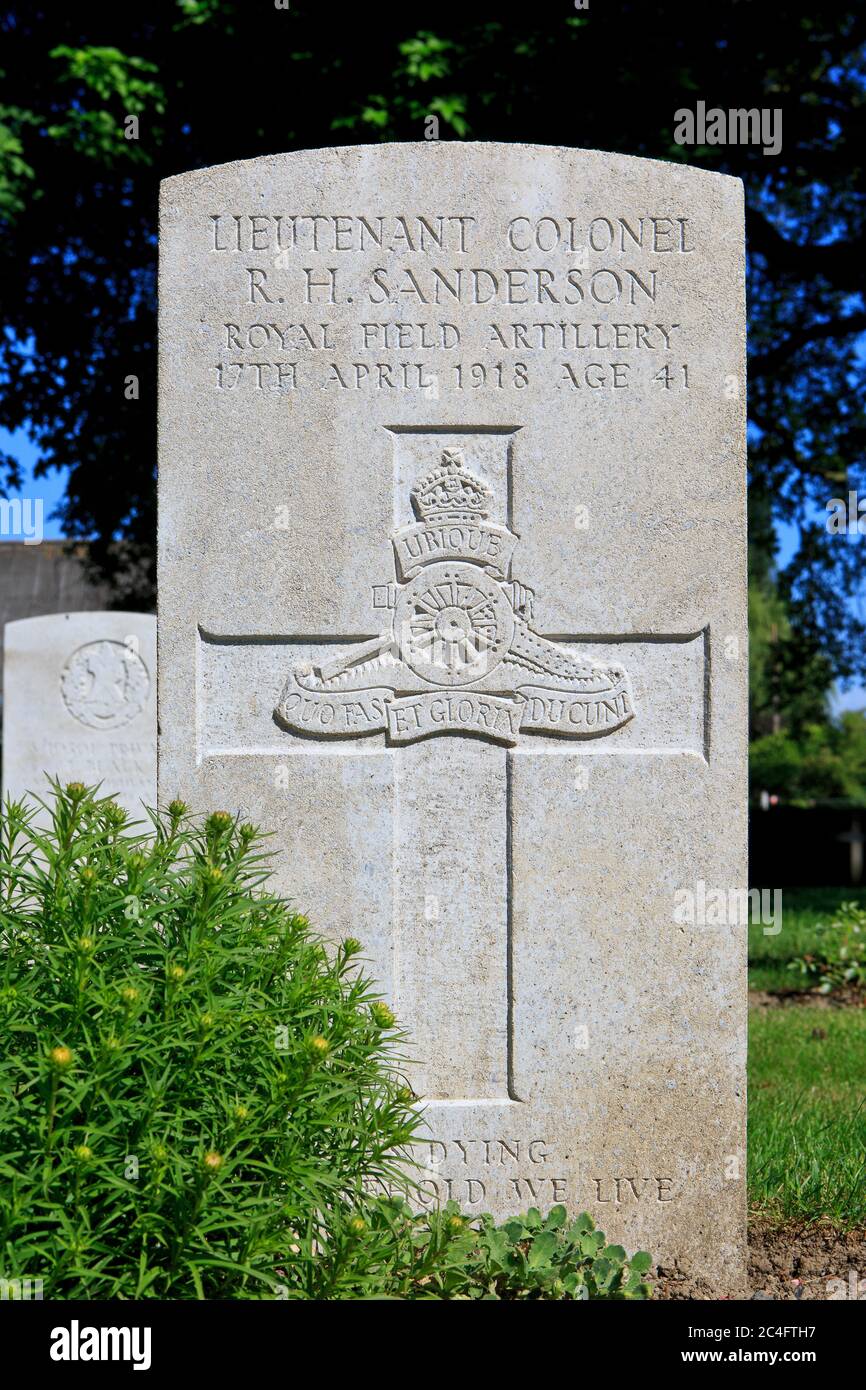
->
[0,1,864,687]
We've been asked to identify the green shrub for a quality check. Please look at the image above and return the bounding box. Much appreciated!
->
[346,1200,652,1300]
[0,783,654,1300]
[0,783,420,1299]
[790,900,866,992]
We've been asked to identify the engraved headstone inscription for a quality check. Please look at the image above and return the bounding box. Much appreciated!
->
[3,612,157,818]
[158,145,747,1289]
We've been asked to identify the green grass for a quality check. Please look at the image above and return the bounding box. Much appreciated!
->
[748,1006,866,1227]
[748,886,866,993]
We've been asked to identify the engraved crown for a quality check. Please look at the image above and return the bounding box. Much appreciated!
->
[411,449,493,523]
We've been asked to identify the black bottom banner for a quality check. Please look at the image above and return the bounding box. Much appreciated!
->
[6,1294,860,1376]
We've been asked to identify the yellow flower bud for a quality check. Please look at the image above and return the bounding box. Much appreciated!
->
[370,1001,396,1029]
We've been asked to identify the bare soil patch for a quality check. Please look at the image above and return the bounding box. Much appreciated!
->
[654,1224,866,1300]
[749,987,866,1010]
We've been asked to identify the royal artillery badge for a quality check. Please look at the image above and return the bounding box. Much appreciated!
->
[275,449,635,746]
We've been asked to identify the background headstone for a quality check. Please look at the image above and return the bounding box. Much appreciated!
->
[3,611,156,817]
[158,144,747,1289]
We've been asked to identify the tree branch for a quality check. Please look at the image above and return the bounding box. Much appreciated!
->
[750,312,866,377]
[747,207,865,292]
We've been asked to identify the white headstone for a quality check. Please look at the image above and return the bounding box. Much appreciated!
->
[3,611,156,818]
[158,144,747,1290]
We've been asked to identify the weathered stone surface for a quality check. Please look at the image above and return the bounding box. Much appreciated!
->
[3,611,156,817]
[158,144,747,1288]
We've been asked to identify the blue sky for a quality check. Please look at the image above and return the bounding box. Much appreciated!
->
[0,427,67,540]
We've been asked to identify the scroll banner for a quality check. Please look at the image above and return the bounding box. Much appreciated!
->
[276,672,634,745]
[276,675,393,740]
[391,520,516,581]
[515,683,635,737]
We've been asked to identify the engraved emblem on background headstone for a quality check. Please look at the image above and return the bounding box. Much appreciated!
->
[60,640,150,730]
[275,447,635,745]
